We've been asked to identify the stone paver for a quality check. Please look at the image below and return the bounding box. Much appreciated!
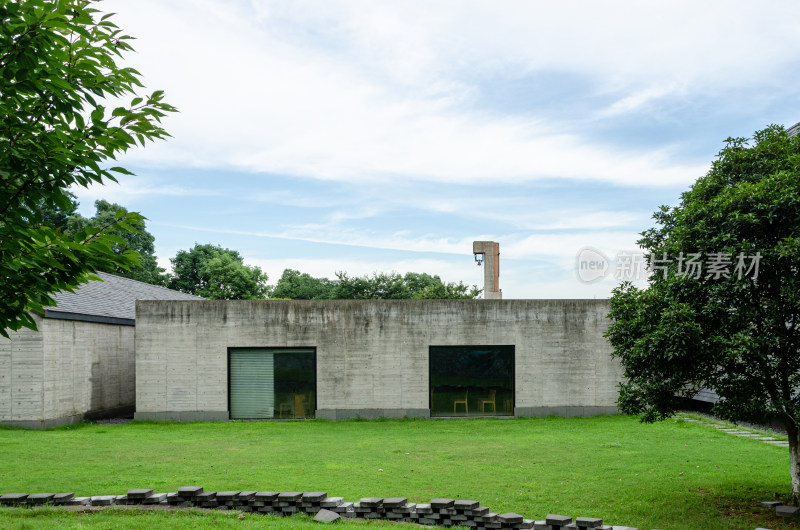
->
[676,416,788,449]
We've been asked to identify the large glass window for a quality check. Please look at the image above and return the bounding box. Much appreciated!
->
[429,345,514,417]
[229,348,316,419]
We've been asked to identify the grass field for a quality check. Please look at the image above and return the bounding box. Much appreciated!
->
[0,415,795,529]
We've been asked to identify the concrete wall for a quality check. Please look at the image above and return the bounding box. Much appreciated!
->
[0,315,135,428]
[135,299,623,421]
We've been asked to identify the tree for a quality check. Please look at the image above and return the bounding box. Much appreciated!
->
[67,200,167,286]
[270,269,334,300]
[169,244,269,299]
[0,0,175,336]
[333,271,410,299]
[605,125,800,502]
[328,271,482,300]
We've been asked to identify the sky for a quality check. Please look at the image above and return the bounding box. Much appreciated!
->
[72,0,800,298]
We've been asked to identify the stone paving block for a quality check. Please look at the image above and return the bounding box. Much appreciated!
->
[142,493,167,504]
[313,508,341,523]
[52,493,75,505]
[546,514,573,526]
[431,498,455,509]
[576,516,603,528]
[499,512,524,524]
[302,491,327,502]
[454,499,480,511]
[127,489,154,499]
[255,491,279,502]
[277,492,302,502]
[416,503,433,514]
[777,505,799,517]
[178,486,203,497]
[320,496,344,508]
[90,495,116,506]
[26,493,55,505]
[216,491,241,501]
[0,494,28,505]
[382,496,407,508]
[237,491,257,502]
[760,500,782,507]
[519,520,535,529]
[533,521,551,530]
[66,497,91,506]
[359,497,383,508]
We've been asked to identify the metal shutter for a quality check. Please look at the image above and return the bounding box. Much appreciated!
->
[229,350,275,419]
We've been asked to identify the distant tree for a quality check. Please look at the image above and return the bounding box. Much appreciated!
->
[0,0,175,335]
[412,280,482,300]
[169,244,269,299]
[328,271,482,300]
[333,271,410,299]
[270,269,334,300]
[605,125,800,503]
[37,190,79,231]
[403,272,482,299]
[67,200,167,285]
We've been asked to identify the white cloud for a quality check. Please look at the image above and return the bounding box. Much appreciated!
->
[95,0,797,187]
[70,176,219,209]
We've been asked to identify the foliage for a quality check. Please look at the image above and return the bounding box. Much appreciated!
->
[169,244,269,299]
[66,200,167,286]
[605,125,800,499]
[270,268,335,300]
[0,416,793,529]
[0,0,175,335]
[330,271,481,300]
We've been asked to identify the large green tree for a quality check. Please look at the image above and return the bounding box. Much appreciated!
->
[169,244,269,299]
[0,0,175,336]
[270,269,335,300]
[67,200,167,286]
[605,125,800,502]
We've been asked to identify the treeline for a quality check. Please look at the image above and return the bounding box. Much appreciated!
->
[49,197,481,300]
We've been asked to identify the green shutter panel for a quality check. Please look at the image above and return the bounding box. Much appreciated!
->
[230,350,275,419]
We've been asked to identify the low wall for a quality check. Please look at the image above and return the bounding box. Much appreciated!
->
[135,299,623,420]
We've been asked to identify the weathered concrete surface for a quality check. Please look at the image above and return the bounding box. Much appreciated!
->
[1,314,134,427]
[134,299,623,420]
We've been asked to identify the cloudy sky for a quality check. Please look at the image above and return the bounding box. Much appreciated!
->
[73,0,800,298]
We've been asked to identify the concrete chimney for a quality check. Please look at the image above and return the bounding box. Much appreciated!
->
[473,241,502,299]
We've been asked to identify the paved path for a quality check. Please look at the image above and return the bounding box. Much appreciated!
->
[676,416,790,447]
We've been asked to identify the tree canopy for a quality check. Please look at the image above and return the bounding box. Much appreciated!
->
[270,269,335,300]
[66,200,167,286]
[270,269,481,300]
[0,0,175,335]
[169,244,269,300]
[605,125,800,501]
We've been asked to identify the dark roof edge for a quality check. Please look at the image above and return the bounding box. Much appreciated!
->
[43,310,135,327]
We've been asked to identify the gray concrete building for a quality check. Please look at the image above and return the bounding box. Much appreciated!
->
[0,273,201,428]
[134,298,623,422]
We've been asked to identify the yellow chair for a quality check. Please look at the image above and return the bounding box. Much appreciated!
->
[480,389,497,413]
[453,389,468,414]
[294,394,307,419]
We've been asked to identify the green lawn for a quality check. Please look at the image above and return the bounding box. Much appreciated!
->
[0,415,794,529]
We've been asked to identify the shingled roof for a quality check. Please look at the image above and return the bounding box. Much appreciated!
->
[788,121,800,137]
[43,272,203,326]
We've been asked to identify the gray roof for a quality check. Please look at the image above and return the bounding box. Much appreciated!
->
[43,272,202,325]
[788,121,800,137]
